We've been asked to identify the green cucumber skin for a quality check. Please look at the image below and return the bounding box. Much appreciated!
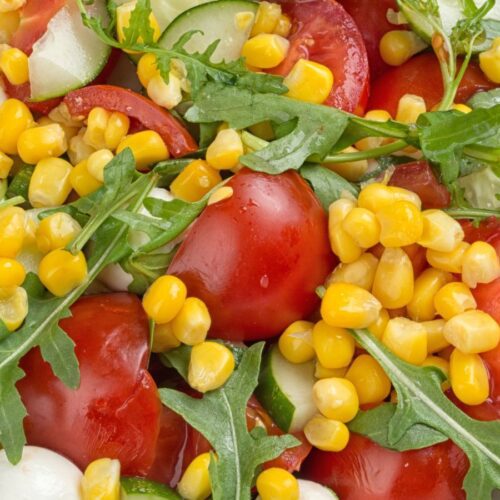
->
[121,477,181,499]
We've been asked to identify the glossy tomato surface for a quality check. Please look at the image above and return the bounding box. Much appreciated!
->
[17,294,162,476]
[271,0,369,114]
[301,434,469,500]
[168,168,334,341]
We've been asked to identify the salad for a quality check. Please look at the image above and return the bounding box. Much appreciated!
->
[0,0,499,498]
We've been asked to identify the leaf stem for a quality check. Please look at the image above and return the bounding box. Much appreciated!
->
[445,207,500,220]
[0,196,25,210]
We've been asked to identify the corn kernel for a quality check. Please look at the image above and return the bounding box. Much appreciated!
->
[372,247,414,309]
[0,286,27,331]
[48,103,83,128]
[278,320,315,364]
[84,107,110,150]
[142,275,186,324]
[235,11,255,32]
[0,98,34,155]
[242,33,289,69]
[170,159,222,202]
[0,151,13,178]
[355,110,392,151]
[329,222,363,264]
[376,200,423,247]
[116,0,161,51]
[177,453,212,500]
[461,241,500,288]
[434,282,477,320]
[151,322,180,353]
[452,103,472,113]
[105,112,130,151]
[188,341,235,393]
[284,59,334,104]
[328,198,357,225]
[37,116,79,144]
[479,37,500,84]
[172,297,211,345]
[0,258,25,295]
[382,317,428,365]
[345,354,391,404]
[206,129,244,170]
[86,149,114,183]
[70,160,103,197]
[418,209,464,252]
[69,129,97,165]
[342,207,380,248]
[117,130,169,170]
[0,47,28,85]
[36,212,82,254]
[251,1,282,36]
[314,363,347,379]
[450,349,489,405]
[256,468,299,500]
[321,283,382,329]
[358,183,421,213]
[312,321,355,369]
[367,308,390,339]
[0,0,25,13]
[137,52,159,88]
[38,249,88,297]
[423,319,450,353]
[28,158,73,208]
[313,377,359,423]
[327,253,379,290]
[323,147,369,182]
[396,94,427,123]
[81,458,120,500]
[304,415,350,452]
[0,10,20,43]
[0,206,25,258]
[426,241,470,274]
[17,123,67,164]
[147,73,183,110]
[379,30,426,66]
[207,186,233,206]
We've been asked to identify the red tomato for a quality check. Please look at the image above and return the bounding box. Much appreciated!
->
[301,434,469,500]
[168,168,334,341]
[17,294,162,476]
[64,85,198,158]
[388,161,451,209]
[271,0,369,114]
[368,53,495,117]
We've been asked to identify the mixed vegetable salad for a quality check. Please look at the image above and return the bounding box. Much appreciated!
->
[0,0,499,498]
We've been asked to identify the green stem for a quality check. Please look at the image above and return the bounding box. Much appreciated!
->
[464,145,500,163]
[323,140,408,163]
[0,196,25,210]
[445,207,500,220]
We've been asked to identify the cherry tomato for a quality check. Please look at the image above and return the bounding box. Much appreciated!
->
[270,0,369,114]
[301,434,469,500]
[368,53,495,117]
[64,85,198,158]
[17,294,162,476]
[388,161,451,209]
[168,168,334,341]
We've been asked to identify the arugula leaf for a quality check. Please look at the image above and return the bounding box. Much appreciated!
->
[154,158,193,186]
[468,88,500,109]
[159,343,299,500]
[6,165,34,203]
[350,328,500,500]
[120,0,155,46]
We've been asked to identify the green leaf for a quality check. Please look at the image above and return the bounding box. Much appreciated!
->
[350,329,500,500]
[468,88,500,109]
[121,0,155,46]
[159,343,299,500]
[154,158,193,186]
[6,165,34,203]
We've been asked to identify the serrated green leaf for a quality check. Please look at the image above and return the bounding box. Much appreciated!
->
[468,88,500,109]
[121,0,155,46]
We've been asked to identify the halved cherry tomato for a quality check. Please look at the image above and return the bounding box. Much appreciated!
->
[388,161,451,209]
[271,0,369,114]
[368,53,495,117]
[17,294,162,476]
[168,168,335,341]
[64,85,198,158]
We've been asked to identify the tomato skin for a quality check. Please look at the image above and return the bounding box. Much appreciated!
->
[301,434,468,500]
[168,168,335,341]
[64,85,198,158]
[388,161,451,209]
[17,294,161,476]
[368,53,495,116]
[271,0,369,114]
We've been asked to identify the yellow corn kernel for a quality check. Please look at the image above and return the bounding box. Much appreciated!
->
[172,297,211,346]
[86,149,114,183]
[137,52,159,88]
[117,130,169,170]
[147,73,183,110]
[0,0,25,13]
[0,98,34,155]
[0,286,28,331]
[479,37,500,84]
[28,158,73,208]
[69,129,97,165]
[376,200,423,247]
[38,249,87,297]
[379,30,426,66]
[142,275,187,324]
[235,11,255,32]
[177,453,212,500]
[342,207,380,249]
[382,317,428,365]
[396,94,427,123]
[321,283,382,329]
[313,377,359,423]
[151,322,180,353]
[444,310,500,354]
[242,33,289,69]
[256,468,299,500]
[407,268,453,321]
[47,102,83,128]
[355,110,392,151]
[37,116,79,144]
[323,147,369,182]
[81,458,120,500]
[17,124,68,165]
[422,355,450,390]
[314,363,347,379]
[0,10,20,43]
[0,47,28,85]
[327,253,379,290]
[423,319,450,353]
[418,209,464,252]
[304,415,350,452]
[372,247,414,309]
[0,257,25,297]
[207,186,234,206]
[35,212,82,254]
[251,1,282,36]
[450,349,489,405]
[84,107,110,150]
[274,14,292,37]
[206,129,244,170]
[329,222,363,264]
[358,183,421,213]
[278,320,315,364]
[188,341,235,393]
[0,151,13,178]
[426,241,470,274]
[312,321,355,369]
[434,282,477,320]
[452,103,472,113]
[284,59,334,104]
[70,160,103,197]
[170,160,222,202]
[104,112,130,151]
[328,198,357,226]
[367,308,390,339]
[345,354,392,405]
[461,241,500,288]
[0,206,25,258]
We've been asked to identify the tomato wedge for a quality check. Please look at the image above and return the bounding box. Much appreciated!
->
[64,85,198,158]
[271,0,369,114]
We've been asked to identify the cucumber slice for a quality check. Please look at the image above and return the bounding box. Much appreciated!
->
[257,479,338,500]
[159,0,259,63]
[29,0,111,101]
[256,345,316,433]
[121,477,181,499]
